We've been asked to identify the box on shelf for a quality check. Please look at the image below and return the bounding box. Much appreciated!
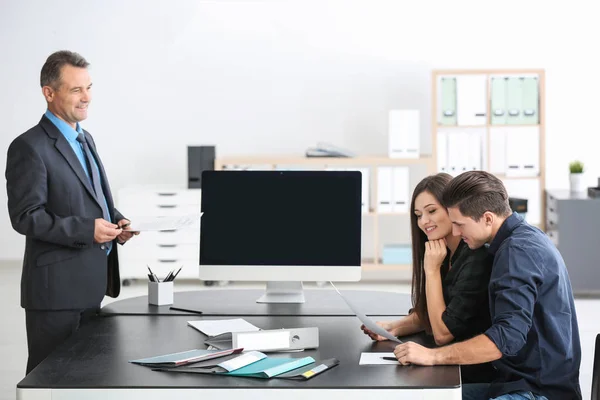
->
[382,244,412,265]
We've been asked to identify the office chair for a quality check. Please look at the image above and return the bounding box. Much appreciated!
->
[593,333,600,400]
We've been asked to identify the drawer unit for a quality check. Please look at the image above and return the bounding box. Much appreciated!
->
[117,186,202,283]
[544,189,600,295]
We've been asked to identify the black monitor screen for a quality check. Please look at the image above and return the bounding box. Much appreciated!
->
[200,170,361,266]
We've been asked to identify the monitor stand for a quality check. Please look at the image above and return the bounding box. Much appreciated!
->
[256,281,306,304]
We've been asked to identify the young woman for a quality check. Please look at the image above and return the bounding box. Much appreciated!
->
[361,173,495,383]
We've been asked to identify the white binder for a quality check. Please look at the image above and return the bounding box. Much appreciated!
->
[392,167,409,213]
[456,75,487,126]
[489,128,507,174]
[467,133,482,171]
[377,167,393,213]
[437,131,448,173]
[388,110,420,159]
[457,131,470,174]
[446,133,461,176]
[505,127,540,177]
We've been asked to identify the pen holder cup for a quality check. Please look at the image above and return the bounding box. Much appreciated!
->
[148,281,174,306]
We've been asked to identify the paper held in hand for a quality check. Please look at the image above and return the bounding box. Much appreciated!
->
[123,213,203,232]
[329,281,403,343]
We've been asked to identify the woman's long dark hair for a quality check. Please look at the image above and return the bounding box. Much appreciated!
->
[410,173,453,334]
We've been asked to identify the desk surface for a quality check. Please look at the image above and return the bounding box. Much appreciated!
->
[101,289,413,316]
[18,315,459,390]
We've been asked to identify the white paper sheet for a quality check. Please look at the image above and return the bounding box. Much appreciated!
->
[330,282,403,343]
[123,213,202,232]
[187,318,260,337]
[359,352,400,365]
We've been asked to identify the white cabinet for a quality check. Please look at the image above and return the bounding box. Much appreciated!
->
[117,186,201,282]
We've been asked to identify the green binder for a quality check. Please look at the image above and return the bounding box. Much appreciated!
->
[521,77,539,125]
[491,77,507,125]
[440,77,457,126]
[506,77,524,125]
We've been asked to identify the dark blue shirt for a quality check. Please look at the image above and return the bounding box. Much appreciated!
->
[484,212,582,399]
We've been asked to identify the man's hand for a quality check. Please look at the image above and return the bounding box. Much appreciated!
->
[116,219,139,244]
[94,218,122,243]
[361,321,398,341]
[424,239,447,276]
[393,342,438,366]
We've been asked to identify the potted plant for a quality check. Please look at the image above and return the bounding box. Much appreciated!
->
[569,160,585,193]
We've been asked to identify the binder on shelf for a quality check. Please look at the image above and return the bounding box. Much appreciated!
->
[456,75,487,126]
[491,77,508,125]
[439,77,457,125]
[377,167,393,213]
[467,133,482,171]
[456,131,470,173]
[505,127,539,177]
[388,110,420,159]
[446,132,460,176]
[437,131,449,173]
[489,128,507,174]
[392,167,409,213]
[506,77,524,125]
[521,77,539,125]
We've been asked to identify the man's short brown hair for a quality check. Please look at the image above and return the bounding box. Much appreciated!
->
[442,171,512,221]
[40,50,89,89]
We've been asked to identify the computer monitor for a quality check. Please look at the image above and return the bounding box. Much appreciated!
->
[199,170,362,303]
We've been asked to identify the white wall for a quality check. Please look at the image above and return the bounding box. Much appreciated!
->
[1,0,599,260]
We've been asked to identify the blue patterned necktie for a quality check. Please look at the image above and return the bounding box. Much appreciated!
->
[76,133,111,223]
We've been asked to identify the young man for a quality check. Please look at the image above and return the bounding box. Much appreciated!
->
[391,171,581,400]
[6,51,138,374]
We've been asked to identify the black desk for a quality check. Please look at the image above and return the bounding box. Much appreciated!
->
[18,315,460,399]
[101,289,413,316]
[18,290,461,400]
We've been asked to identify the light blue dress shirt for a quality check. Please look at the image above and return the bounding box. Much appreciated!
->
[45,110,113,254]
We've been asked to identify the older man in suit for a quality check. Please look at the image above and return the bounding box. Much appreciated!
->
[5,50,137,374]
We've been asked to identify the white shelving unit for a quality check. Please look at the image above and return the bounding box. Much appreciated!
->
[433,69,546,229]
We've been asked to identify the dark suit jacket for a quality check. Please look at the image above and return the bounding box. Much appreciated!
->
[6,115,123,310]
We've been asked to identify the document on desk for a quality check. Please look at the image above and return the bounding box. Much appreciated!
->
[187,318,260,337]
[359,352,400,365]
[329,282,403,344]
[123,213,202,232]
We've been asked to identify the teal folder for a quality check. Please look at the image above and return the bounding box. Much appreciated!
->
[440,77,457,126]
[153,355,330,380]
[491,77,507,125]
[521,77,539,125]
[225,356,315,378]
[506,77,524,125]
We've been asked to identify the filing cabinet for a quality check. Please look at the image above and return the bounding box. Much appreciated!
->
[117,186,201,284]
[545,189,600,296]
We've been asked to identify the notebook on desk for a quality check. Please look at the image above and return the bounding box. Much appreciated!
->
[129,348,243,367]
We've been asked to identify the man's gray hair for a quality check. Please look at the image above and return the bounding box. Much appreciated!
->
[40,50,89,89]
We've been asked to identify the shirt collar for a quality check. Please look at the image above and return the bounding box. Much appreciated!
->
[488,212,523,256]
[44,110,83,143]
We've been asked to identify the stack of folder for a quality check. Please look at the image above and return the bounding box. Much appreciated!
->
[130,349,338,380]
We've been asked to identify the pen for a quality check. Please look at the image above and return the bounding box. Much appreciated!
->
[147,273,155,282]
[381,356,398,361]
[169,306,203,315]
[164,269,174,282]
[169,266,183,282]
